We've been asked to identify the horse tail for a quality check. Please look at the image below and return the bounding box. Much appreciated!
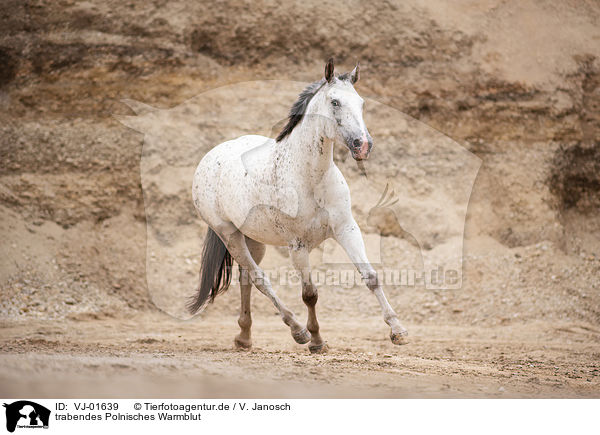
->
[187,228,233,315]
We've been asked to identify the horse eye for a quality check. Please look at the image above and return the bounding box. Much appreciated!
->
[331,100,340,107]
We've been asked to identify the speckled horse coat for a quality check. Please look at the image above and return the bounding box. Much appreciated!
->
[189,59,407,352]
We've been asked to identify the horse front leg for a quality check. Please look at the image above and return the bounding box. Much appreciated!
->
[334,219,408,345]
[289,244,327,353]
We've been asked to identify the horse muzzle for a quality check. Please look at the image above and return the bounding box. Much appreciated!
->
[348,135,372,161]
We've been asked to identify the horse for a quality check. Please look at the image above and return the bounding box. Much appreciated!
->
[189,58,408,353]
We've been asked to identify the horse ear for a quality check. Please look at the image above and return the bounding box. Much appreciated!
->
[325,57,334,82]
[350,61,360,84]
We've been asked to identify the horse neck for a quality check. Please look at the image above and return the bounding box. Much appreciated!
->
[278,114,334,182]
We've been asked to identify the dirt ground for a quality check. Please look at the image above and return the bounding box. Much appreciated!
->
[1,313,599,398]
[1,0,600,398]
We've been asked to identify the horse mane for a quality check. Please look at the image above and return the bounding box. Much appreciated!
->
[336,71,351,82]
[276,78,326,142]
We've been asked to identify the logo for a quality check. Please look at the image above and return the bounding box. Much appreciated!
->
[116,80,480,318]
[3,401,50,433]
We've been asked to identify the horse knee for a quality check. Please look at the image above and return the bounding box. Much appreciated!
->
[365,270,379,291]
[302,283,318,306]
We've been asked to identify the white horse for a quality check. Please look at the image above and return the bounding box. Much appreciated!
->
[189,59,407,353]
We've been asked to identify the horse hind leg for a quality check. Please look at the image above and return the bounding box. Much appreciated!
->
[234,237,265,350]
[224,230,310,345]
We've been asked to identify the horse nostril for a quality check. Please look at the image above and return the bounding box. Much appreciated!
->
[353,138,361,149]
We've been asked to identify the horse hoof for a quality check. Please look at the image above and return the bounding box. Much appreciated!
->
[308,342,328,354]
[292,328,311,344]
[234,336,252,350]
[390,330,408,345]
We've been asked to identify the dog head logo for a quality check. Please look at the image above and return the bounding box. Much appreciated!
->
[3,401,50,432]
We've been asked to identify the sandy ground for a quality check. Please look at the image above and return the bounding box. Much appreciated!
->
[1,312,599,398]
[1,0,599,399]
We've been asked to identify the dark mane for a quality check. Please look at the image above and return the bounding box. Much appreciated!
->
[276,79,325,142]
